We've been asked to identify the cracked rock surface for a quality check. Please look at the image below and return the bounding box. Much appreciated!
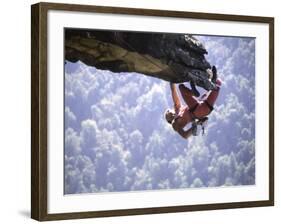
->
[65,29,215,90]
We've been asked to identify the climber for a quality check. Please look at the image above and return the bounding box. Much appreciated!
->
[164,66,222,139]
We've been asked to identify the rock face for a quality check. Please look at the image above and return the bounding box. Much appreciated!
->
[65,29,216,90]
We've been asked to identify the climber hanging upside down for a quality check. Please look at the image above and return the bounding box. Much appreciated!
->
[165,66,222,139]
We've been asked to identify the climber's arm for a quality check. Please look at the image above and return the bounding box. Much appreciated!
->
[177,127,193,139]
[170,83,181,113]
[172,122,193,139]
[172,120,201,139]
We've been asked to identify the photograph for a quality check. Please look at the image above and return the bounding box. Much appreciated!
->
[64,29,256,194]
[31,3,274,220]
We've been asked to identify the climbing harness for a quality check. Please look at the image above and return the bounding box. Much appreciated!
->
[189,102,211,136]
[191,117,209,136]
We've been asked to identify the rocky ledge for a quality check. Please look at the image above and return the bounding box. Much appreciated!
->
[65,29,215,90]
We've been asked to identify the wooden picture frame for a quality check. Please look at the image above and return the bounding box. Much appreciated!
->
[31,2,274,221]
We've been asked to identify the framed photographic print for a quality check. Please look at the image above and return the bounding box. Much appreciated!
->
[31,2,274,221]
